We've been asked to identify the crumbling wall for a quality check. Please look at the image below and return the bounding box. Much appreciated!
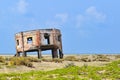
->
[15,29,63,59]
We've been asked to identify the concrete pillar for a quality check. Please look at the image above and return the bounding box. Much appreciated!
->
[52,49,58,58]
[59,49,63,59]
[18,52,20,57]
[22,52,27,57]
[16,52,20,57]
[38,49,42,59]
[51,49,54,58]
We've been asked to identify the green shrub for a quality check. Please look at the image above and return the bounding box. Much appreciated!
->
[11,77,20,80]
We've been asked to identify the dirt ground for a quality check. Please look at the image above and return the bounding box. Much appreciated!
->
[0,54,118,73]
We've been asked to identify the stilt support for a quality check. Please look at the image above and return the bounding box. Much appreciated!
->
[22,52,27,57]
[38,49,42,59]
[52,49,58,58]
[59,49,63,59]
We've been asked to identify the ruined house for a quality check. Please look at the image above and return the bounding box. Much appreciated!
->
[15,28,63,59]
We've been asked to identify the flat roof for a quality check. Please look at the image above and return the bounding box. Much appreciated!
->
[15,28,60,34]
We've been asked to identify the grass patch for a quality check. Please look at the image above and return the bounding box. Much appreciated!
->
[0,60,120,79]
[5,57,41,67]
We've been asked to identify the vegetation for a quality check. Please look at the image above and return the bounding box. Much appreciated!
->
[64,55,112,62]
[0,57,41,68]
[0,59,120,79]
[52,58,63,63]
[64,56,79,61]
[0,56,5,63]
[64,62,76,68]
[41,58,53,62]
[94,55,111,62]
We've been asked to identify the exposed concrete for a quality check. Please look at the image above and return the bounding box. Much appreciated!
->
[15,28,63,59]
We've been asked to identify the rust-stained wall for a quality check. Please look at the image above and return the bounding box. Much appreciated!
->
[15,28,63,59]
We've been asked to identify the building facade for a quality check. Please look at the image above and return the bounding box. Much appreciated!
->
[15,28,63,59]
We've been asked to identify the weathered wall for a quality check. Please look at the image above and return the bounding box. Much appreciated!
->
[15,28,63,58]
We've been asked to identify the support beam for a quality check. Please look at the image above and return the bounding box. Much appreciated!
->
[51,49,54,58]
[59,49,63,59]
[22,52,27,57]
[38,49,42,59]
[52,49,58,58]
[16,52,20,57]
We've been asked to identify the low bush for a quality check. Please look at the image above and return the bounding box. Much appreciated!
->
[7,57,33,67]
[80,57,91,62]
[42,58,52,62]
[95,55,111,62]
[26,57,41,62]
[64,56,78,61]
[0,56,5,63]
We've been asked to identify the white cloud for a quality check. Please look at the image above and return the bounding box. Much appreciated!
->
[76,15,85,28]
[45,13,68,28]
[86,6,106,22]
[76,6,106,28]
[55,13,68,23]
[45,21,58,27]
[75,6,106,37]
[16,0,28,14]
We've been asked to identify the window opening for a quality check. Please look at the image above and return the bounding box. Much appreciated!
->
[44,33,50,44]
[27,37,33,44]
[17,40,19,45]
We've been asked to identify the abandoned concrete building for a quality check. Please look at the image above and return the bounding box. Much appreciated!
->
[15,28,63,59]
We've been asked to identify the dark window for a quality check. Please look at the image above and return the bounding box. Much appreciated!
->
[27,37,33,44]
[17,40,19,45]
[44,33,50,44]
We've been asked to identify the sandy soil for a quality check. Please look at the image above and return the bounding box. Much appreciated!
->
[0,61,110,73]
[0,54,118,73]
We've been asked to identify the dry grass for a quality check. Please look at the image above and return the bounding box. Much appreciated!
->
[7,57,33,67]
[0,56,5,63]
[93,55,111,61]
[0,54,117,73]
[41,58,53,62]
[52,58,64,63]
[64,56,79,61]
[5,57,41,67]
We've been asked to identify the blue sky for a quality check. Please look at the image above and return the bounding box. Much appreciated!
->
[0,0,120,54]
